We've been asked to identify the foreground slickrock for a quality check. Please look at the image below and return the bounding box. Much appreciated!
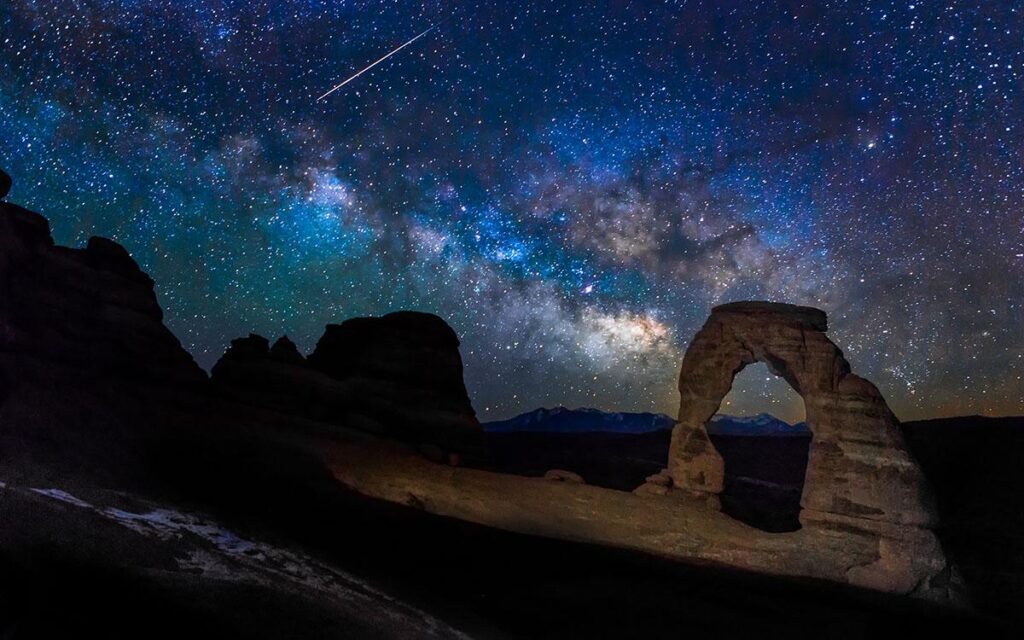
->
[328,435,955,603]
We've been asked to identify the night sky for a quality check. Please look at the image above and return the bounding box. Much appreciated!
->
[2,1,1022,423]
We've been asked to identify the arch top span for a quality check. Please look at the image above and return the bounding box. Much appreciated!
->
[669,301,938,531]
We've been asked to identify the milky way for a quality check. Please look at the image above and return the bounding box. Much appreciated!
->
[2,1,1021,422]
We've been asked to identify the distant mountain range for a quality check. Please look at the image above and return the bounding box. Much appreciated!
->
[709,412,809,436]
[483,407,810,437]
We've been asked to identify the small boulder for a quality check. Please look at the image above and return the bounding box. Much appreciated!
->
[645,469,673,487]
[633,482,669,497]
[544,469,585,484]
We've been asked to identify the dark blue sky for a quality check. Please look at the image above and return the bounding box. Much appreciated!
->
[2,1,1021,421]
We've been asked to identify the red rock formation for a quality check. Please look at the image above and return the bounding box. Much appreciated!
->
[669,301,947,592]
[670,302,937,525]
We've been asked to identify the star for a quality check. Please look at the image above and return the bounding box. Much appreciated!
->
[0,1,1019,420]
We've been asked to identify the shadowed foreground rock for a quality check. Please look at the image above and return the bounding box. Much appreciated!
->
[0,190,481,476]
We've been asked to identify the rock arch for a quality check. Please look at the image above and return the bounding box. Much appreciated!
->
[670,301,938,531]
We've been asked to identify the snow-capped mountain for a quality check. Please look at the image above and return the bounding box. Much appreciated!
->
[708,413,810,436]
[483,407,676,433]
[483,407,809,436]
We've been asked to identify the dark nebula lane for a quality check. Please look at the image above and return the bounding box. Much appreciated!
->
[1,1,1021,420]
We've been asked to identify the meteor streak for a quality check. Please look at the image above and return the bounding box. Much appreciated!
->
[317,26,436,101]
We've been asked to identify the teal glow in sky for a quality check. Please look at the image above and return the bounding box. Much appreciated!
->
[2,1,1022,420]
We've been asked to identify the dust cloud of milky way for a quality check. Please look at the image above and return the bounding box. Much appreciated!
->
[1,1,1021,420]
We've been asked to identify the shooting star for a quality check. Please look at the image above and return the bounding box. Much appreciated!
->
[317,25,436,101]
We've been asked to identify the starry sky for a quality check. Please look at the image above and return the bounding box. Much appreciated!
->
[2,1,1022,423]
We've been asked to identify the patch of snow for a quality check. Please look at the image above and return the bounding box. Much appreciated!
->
[11,481,470,638]
[99,504,382,597]
[102,507,262,556]
[29,488,93,508]
[95,503,468,635]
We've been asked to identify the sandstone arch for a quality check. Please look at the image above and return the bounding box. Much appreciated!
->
[669,301,938,531]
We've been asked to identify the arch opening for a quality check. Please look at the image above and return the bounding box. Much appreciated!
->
[709,363,810,532]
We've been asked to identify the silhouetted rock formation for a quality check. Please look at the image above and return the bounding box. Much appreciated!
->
[309,312,482,452]
[210,314,482,455]
[0,168,11,199]
[0,200,205,478]
[269,334,304,363]
[670,301,947,594]
[1,195,483,474]
[901,415,1024,618]
[210,332,345,420]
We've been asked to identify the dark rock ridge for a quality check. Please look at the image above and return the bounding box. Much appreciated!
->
[310,312,481,453]
[210,314,482,456]
[0,189,482,473]
[210,332,346,421]
[900,415,1024,618]
[0,168,11,200]
[0,198,206,478]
